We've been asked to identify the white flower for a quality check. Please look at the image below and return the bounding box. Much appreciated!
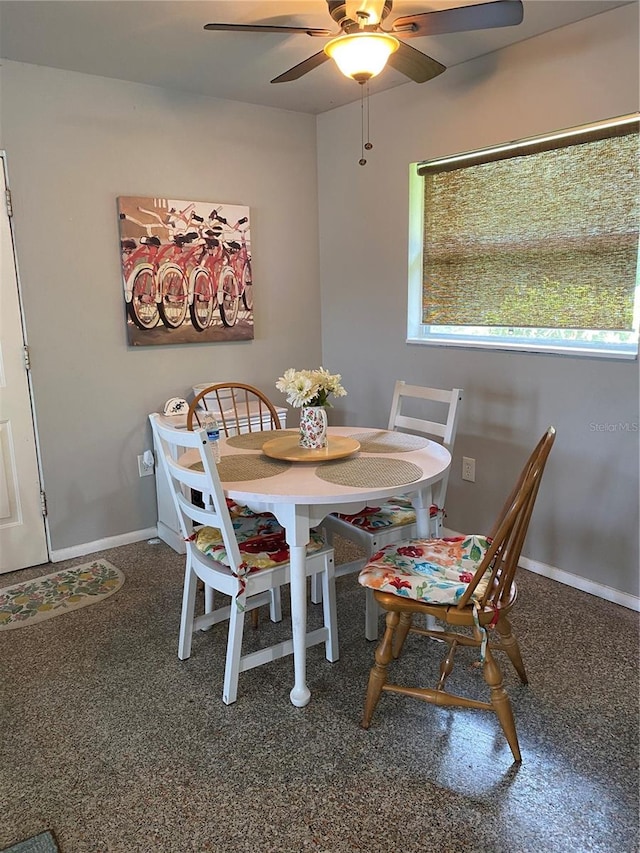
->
[276,367,347,408]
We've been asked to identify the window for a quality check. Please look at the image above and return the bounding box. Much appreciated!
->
[407,115,640,358]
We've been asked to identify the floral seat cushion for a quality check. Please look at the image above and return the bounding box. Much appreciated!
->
[194,514,326,570]
[334,495,439,533]
[194,495,259,519]
[358,535,492,605]
[226,498,262,519]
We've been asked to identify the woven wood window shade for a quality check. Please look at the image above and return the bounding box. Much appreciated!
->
[418,120,639,331]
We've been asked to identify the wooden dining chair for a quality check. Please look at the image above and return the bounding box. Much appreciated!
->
[187,381,283,434]
[358,427,556,762]
[321,382,463,640]
[150,413,339,704]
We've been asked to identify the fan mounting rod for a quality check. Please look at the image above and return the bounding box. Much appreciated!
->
[345,0,385,26]
[328,0,393,31]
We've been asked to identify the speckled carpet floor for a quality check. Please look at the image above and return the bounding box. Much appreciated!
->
[0,536,638,853]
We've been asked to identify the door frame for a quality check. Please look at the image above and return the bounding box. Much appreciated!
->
[1,150,52,566]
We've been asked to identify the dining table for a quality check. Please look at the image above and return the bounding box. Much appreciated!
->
[182,424,451,708]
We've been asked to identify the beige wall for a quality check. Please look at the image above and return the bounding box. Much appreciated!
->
[0,62,322,550]
[317,5,640,597]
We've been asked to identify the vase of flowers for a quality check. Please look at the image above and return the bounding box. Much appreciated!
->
[298,406,328,449]
[276,367,347,449]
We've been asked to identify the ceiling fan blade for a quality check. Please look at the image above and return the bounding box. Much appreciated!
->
[387,41,446,83]
[204,23,333,36]
[391,0,524,38]
[271,50,332,84]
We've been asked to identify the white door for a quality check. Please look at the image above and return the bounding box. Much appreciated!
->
[0,153,49,573]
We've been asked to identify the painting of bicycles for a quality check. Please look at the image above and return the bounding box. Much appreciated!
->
[118,196,254,346]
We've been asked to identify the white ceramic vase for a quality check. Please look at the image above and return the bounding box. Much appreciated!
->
[299,406,328,449]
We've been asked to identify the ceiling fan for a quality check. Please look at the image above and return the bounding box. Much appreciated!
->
[204,0,524,85]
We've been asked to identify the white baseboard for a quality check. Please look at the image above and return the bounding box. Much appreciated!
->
[50,527,158,563]
[519,555,639,612]
[442,527,639,612]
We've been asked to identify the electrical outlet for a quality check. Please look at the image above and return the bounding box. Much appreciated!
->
[137,452,155,478]
[462,456,476,482]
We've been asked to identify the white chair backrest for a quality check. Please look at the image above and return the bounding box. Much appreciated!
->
[149,413,242,569]
[387,382,463,512]
[387,381,463,451]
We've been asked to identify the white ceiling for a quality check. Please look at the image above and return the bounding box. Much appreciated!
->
[0,1,633,114]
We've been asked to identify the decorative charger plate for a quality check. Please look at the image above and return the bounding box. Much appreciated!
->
[262,435,361,463]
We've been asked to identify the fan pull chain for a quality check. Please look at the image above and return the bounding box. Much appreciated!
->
[359,81,373,166]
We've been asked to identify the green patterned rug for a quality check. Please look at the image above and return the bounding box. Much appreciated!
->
[0,560,124,630]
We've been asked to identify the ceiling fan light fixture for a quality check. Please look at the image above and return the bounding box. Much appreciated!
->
[323,32,399,83]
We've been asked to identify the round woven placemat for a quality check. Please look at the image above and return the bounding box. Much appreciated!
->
[315,457,423,488]
[226,430,297,450]
[349,431,431,453]
[192,454,290,481]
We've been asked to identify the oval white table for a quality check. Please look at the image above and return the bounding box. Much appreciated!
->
[189,426,451,708]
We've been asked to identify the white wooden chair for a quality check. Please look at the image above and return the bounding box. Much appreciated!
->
[186,382,283,626]
[321,382,463,640]
[150,413,339,705]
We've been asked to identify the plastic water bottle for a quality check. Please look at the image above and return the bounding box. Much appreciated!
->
[201,412,221,463]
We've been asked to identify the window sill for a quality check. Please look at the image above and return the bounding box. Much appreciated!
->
[406,334,638,360]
